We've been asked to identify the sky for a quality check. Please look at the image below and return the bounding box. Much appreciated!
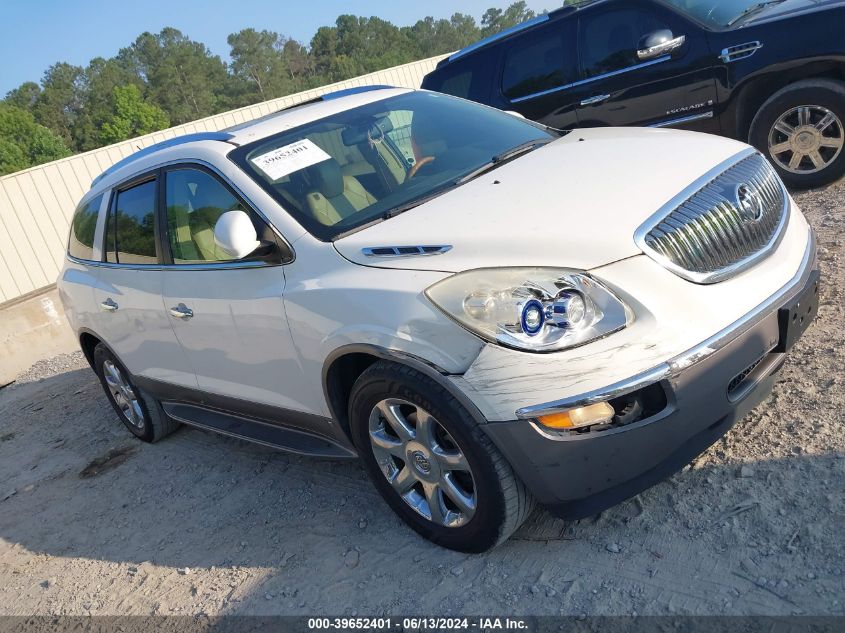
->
[0,0,555,95]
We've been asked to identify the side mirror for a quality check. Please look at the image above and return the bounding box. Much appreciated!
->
[214,210,260,259]
[505,110,526,119]
[637,29,686,61]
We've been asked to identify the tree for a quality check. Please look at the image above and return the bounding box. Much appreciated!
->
[31,62,84,146]
[0,103,70,176]
[228,28,282,101]
[100,84,170,144]
[4,82,41,110]
[481,1,536,36]
[73,57,142,151]
[120,28,231,125]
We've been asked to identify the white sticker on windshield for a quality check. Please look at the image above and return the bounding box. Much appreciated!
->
[250,138,332,181]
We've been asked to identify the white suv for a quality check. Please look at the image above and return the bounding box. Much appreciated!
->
[59,87,819,552]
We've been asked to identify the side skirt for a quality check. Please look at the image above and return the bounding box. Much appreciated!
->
[134,377,357,459]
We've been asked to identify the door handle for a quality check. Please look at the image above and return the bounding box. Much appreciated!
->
[169,304,194,320]
[100,298,118,312]
[580,94,611,107]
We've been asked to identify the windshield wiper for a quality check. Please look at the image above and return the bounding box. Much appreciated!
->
[727,0,786,26]
[455,139,553,186]
[381,186,459,220]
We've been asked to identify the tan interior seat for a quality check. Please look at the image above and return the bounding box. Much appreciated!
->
[190,208,230,261]
[303,159,376,226]
[168,203,201,262]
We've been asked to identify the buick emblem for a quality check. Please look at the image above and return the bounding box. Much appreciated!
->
[412,451,431,474]
[735,183,765,223]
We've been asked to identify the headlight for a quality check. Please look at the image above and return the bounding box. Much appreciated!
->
[425,268,632,352]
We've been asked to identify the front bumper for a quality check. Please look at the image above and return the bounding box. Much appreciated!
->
[481,232,819,520]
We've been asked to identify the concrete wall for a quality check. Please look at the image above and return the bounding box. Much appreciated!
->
[0,287,78,385]
[0,54,444,307]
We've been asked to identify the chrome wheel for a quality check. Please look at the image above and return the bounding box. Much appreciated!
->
[103,360,144,429]
[368,398,477,528]
[768,105,844,174]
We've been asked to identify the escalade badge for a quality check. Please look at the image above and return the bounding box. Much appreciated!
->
[735,183,765,223]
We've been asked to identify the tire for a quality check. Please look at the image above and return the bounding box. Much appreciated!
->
[348,361,534,552]
[93,343,179,443]
[749,79,845,189]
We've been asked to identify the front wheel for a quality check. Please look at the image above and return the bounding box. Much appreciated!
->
[348,361,534,552]
[749,79,845,189]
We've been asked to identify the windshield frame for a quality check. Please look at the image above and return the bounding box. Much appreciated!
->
[654,0,781,30]
[228,92,558,242]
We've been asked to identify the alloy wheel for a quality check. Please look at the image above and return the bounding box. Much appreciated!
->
[368,398,477,528]
[768,105,844,174]
[103,360,145,430]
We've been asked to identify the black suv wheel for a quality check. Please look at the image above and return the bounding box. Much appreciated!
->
[750,79,845,189]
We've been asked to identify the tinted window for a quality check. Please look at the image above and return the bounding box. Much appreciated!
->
[439,71,473,99]
[502,24,576,100]
[67,194,103,260]
[422,59,489,102]
[165,168,265,264]
[580,9,672,78]
[231,91,556,241]
[113,180,157,265]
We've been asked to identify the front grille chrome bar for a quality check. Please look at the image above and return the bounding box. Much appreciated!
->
[635,149,789,284]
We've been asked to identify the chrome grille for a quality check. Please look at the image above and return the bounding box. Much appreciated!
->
[637,152,788,284]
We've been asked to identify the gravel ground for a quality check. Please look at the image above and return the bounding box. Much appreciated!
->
[0,182,843,617]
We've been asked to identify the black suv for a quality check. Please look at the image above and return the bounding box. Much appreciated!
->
[422,0,845,189]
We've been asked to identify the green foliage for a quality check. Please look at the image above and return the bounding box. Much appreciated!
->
[0,103,71,176]
[0,1,544,174]
[100,85,170,144]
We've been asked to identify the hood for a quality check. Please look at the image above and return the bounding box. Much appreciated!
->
[334,127,751,273]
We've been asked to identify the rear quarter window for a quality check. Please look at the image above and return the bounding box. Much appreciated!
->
[423,59,491,103]
[67,194,103,261]
[501,23,577,100]
[108,179,158,265]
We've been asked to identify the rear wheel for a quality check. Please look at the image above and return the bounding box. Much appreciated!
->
[93,344,178,442]
[348,361,534,552]
[749,79,845,189]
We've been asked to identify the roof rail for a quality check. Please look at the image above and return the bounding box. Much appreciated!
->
[91,132,236,187]
[320,85,396,100]
[223,84,401,134]
[445,6,578,64]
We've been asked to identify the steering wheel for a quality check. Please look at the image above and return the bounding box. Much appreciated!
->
[407,156,435,179]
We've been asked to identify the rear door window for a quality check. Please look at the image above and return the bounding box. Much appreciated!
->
[67,194,103,261]
[108,179,158,265]
[501,22,577,101]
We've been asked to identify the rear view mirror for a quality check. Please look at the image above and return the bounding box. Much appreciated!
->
[214,210,260,259]
[637,29,686,60]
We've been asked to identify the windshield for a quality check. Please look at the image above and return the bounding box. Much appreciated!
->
[662,0,784,27]
[230,91,556,240]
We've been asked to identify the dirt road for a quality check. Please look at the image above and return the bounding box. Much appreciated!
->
[1,183,843,617]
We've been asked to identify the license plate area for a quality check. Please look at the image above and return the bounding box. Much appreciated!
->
[775,270,820,353]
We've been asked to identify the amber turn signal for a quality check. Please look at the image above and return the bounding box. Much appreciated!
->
[537,402,615,429]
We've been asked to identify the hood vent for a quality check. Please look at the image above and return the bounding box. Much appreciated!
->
[720,41,763,63]
[362,245,453,258]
